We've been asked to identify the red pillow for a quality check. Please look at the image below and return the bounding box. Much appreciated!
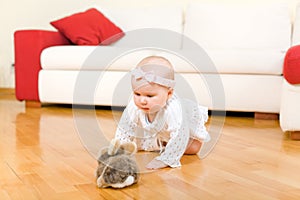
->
[283,45,300,84]
[50,8,124,45]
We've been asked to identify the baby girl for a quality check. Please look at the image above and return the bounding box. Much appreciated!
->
[114,55,210,169]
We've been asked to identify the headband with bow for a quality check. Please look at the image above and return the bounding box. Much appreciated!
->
[131,65,175,90]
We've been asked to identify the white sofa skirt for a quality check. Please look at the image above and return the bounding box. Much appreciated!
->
[39,70,282,113]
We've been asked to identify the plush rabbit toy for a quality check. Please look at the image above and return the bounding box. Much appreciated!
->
[96,138,139,188]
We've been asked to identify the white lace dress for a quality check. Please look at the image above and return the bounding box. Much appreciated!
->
[115,94,210,167]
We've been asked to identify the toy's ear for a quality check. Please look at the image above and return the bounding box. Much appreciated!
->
[98,146,108,157]
[120,141,137,155]
[108,138,121,155]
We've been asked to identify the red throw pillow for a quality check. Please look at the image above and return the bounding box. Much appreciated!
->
[50,8,124,45]
[283,45,300,84]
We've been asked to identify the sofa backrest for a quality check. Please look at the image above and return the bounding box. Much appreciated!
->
[292,2,300,45]
[100,6,183,33]
[183,2,292,51]
[97,5,184,49]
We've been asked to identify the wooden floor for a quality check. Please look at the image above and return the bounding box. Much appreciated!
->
[1,90,300,200]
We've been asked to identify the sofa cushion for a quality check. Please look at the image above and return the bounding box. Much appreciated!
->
[183,2,291,50]
[204,49,284,75]
[97,6,184,49]
[38,70,282,112]
[41,46,284,75]
[40,47,184,71]
[50,8,124,45]
[98,6,183,33]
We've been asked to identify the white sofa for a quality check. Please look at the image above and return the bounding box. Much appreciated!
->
[280,2,300,137]
[14,2,300,134]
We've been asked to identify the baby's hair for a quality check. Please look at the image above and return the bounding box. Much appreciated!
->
[136,56,174,79]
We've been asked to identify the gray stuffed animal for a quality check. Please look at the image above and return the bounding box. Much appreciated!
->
[96,138,139,188]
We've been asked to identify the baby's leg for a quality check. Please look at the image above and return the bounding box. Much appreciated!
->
[184,139,202,155]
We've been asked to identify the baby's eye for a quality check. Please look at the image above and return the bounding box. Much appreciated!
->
[134,92,140,96]
[147,95,154,98]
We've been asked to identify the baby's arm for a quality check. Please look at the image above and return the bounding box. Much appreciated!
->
[148,125,190,169]
[114,103,137,143]
[146,159,168,169]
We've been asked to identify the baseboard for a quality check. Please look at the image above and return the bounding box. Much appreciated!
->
[0,88,15,94]
[254,112,279,120]
[0,88,15,100]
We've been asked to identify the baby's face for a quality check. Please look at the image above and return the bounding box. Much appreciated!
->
[133,83,173,114]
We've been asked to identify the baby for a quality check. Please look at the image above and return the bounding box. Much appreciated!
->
[114,55,210,169]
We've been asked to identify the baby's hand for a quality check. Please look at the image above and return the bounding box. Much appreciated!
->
[146,158,168,169]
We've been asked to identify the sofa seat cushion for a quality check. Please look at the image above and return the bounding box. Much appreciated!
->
[41,46,284,75]
[204,49,284,75]
[40,46,174,71]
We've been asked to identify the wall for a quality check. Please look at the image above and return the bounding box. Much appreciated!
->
[0,0,298,88]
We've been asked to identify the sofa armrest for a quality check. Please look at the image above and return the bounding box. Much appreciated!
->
[283,45,300,84]
[14,30,71,102]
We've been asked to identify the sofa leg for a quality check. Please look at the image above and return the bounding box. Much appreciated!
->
[25,100,42,108]
[254,112,279,120]
[290,131,300,140]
